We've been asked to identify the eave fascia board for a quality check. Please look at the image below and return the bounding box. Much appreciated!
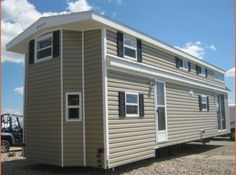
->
[6,11,226,74]
[92,13,225,74]
[6,11,93,52]
[107,55,229,94]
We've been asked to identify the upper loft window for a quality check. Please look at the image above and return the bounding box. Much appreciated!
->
[175,57,190,72]
[35,33,53,62]
[196,65,207,77]
[123,35,137,60]
[214,72,224,81]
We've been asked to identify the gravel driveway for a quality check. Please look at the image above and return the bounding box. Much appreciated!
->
[2,138,234,175]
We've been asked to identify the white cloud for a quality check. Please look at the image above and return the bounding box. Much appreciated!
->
[2,0,93,64]
[175,41,205,59]
[14,86,24,95]
[2,108,22,115]
[67,0,92,13]
[209,44,216,51]
[175,41,217,59]
[226,67,235,77]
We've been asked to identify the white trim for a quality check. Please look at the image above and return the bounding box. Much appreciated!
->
[125,92,139,117]
[82,31,86,166]
[108,54,225,90]
[34,33,53,63]
[60,29,64,167]
[102,28,109,169]
[6,11,225,74]
[65,92,82,122]
[108,55,229,93]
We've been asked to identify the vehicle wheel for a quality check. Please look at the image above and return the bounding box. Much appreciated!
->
[230,130,235,141]
[1,140,10,153]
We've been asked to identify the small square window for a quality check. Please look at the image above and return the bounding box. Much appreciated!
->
[179,59,189,71]
[66,93,81,121]
[125,92,139,117]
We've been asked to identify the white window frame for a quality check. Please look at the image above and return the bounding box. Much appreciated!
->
[214,72,224,82]
[199,67,206,77]
[180,59,189,71]
[123,35,137,61]
[66,92,82,122]
[35,33,53,63]
[201,95,208,112]
[125,92,139,117]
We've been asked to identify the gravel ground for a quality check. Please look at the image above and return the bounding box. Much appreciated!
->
[2,138,235,175]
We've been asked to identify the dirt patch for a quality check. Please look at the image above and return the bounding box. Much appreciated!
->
[2,138,235,175]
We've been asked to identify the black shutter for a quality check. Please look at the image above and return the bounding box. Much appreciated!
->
[118,92,125,117]
[139,94,144,117]
[29,39,35,64]
[53,30,60,58]
[196,65,200,75]
[198,95,202,111]
[188,62,191,72]
[175,57,180,68]
[117,32,124,57]
[205,69,208,77]
[207,96,209,111]
[180,59,183,67]
[137,39,142,62]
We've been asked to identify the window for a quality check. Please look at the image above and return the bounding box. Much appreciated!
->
[175,57,190,71]
[214,72,224,81]
[200,67,206,76]
[124,35,137,60]
[66,92,81,121]
[125,92,139,116]
[35,33,53,62]
[180,59,189,70]
[199,95,209,112]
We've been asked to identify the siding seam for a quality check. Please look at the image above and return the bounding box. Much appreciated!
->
[60,29,64,167]
[82,31,86,166]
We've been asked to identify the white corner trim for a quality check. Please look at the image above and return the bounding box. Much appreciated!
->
[108,55,229,93]
[60,29,64,167]
[102,28,109,169]
[82,31,86,166]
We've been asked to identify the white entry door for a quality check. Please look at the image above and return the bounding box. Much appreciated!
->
[155,81,168,143]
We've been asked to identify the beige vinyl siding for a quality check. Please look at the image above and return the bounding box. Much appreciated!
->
[108,71,156,168]
[158,83,230,148]
[106,30,224,87]
[63,30,83,166]
[84,30,104,168]
[107,70,230,168]
[25,46,61,166]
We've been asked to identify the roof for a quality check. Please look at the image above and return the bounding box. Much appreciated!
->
[6,11,225,74]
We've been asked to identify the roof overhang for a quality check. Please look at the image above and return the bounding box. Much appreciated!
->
[6,11,225,74]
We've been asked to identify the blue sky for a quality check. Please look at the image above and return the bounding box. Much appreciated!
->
[2,0,235,114]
